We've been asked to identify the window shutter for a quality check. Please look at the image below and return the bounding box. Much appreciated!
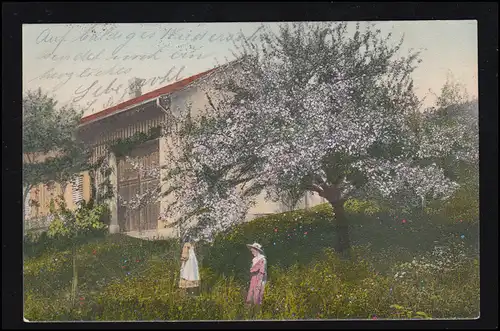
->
[71,174,84,205]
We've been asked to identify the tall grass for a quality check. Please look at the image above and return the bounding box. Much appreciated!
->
[23,204,479,321]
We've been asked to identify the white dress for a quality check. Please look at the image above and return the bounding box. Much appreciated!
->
[179,243,200,288]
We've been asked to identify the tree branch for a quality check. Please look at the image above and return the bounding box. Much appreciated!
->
[308,184,325,196]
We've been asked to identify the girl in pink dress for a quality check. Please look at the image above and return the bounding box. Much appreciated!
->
[246,243,267,306]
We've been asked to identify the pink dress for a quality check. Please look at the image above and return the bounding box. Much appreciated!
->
[246,256,267,305]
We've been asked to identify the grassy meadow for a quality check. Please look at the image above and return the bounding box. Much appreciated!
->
[23,203,479,321]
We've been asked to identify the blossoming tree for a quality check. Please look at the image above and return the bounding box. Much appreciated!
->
[413,79,479,218]
[120,22,476,256]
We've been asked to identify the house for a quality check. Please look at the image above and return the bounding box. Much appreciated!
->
[23,149,93,232]
[25,61,325,239]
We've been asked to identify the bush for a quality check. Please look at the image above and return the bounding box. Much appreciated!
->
[204,203,335,282]
[426,184,479,225]
[47,198,108,240]
[389,246,479,318]
[23,234,180,320]
[344,199,384,217]
[24,200,110,258]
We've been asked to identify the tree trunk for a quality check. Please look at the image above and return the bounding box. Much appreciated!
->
[61,182,67,198]
[70,243,78,307]
[309,182,351,258]
[329,200,351,259]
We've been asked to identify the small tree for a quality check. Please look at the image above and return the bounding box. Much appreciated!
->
[23,88,98,308]
[23,88,90,221]
[420,78,478,182]
[416,79,478,220]
[47,197,108,306]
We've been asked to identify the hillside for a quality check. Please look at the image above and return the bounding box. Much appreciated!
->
[24,203,479,321]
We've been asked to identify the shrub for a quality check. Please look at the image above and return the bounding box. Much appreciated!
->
[204,204,335,282]
[388,241,480,318]
[47,198,108,241]
[344,199,384,217]
[24,199,110,259]
[426,184,479,225]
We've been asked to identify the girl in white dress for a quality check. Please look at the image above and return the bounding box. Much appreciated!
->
[179,237,200,295]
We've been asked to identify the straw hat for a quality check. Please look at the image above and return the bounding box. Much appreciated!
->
[246,242,264,254]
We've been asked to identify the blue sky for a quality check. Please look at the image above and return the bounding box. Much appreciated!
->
[23,21,478,116]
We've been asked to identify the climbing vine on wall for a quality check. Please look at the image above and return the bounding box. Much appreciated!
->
[109,126,162,158]
[88,155,115,207]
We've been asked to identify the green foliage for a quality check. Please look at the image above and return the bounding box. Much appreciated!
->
[23,88,88,188]
[23,88,83,156]
[389,305,431,319]
[109,126,162,158]
[24,238,478,321]
[426,184,479,225]
[24,202,111,259]
[85,156,116,205]
[344,199,384,216]
[203,200,479,280]
[46,197,108,241]
[423,157,478,226]
[204,204,334,282]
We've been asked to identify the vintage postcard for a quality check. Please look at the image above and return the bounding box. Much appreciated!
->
[22,21,479,322]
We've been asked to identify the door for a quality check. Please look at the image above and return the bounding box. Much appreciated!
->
[117,140,160,232]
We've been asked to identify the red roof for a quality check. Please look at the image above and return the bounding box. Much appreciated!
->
[80,67,218,125]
